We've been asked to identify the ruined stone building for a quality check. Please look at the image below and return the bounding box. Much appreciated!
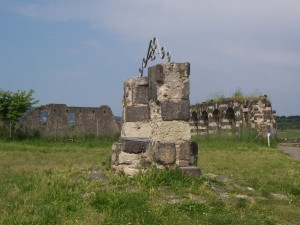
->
[111,62,200,176]
[20,104,120,137]
[190,95,276,136]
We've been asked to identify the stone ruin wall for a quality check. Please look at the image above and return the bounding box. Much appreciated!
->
[190,96,276,136]
[19,95,276,139]
[20,104,120,137]
[111,62,200,176]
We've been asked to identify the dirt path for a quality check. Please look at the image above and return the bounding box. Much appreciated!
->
[278,144,300,161]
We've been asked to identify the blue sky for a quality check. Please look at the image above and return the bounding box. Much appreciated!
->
[1,0,300,116]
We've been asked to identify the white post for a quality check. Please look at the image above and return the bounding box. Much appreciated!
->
[267,133,271,147]
[96,119,99,137]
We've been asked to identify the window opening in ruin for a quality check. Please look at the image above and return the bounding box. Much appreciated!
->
[225,107,235,125]
[69,112,75,127]
[191,111,198,134]
[40,111,48,125]
[201,110,208,126]
[191,111,198,121]
[244,112,249,124]
[213,109,220,124]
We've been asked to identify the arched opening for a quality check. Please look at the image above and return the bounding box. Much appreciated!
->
[244,112,249,125]
[191,111,198,122]
[213,109,220,129]
[40,111,48,125]
[191,111,199,134]
[69,112,75,128]
[201,110,208,126]
[225,107,235,125]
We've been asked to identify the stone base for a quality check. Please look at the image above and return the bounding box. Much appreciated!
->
[112,138,200,176]
[179,166,201,176]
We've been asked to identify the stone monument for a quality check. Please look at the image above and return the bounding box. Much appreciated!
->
[111,62,200,176]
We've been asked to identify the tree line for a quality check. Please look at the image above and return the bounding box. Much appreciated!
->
[276,115,300,130]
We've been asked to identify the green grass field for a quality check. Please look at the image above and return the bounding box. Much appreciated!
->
[277,129,300,139]
[0,136,299,225]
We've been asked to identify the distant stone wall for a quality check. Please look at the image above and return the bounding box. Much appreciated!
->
[111,62,200,176]
[190,96,276,136]
[20,104,120,137]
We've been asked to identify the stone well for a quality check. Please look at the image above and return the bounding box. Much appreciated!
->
[111,62,200,176]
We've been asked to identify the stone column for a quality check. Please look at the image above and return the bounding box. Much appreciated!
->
[111,62,200,176]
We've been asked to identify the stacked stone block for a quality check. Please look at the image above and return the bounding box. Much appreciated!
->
[111,62,200,176]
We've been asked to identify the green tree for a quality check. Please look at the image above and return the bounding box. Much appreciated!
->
[0,88,38,138]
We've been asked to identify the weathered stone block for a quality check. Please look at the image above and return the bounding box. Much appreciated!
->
[161,100,190,121]
[123,139,149,154]
[121,122,151,138]
[177,160,190,167]
[153,142,176,165]
[123,167,140,176]
[111,141,125,165]
[151,121,191,142]
[150,121,191,142]
[177,141,191,161]
[133,85,149,104]
[148,82,158,101]
[182,81,189,100]
[125,106,149,122]
[177,62,190,77]
[176,141,198,166]
[148,64,164,83]
[124,77,147,107]
[148,64,164,100]
[118,151,142,167]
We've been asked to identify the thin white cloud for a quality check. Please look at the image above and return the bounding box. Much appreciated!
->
[7,0,300,39]
[223,46,300,68]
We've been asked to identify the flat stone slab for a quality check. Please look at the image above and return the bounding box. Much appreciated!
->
[271,193,289,200]
[179,166,201,176]
[120,137,150,142]
[116,137,150,154]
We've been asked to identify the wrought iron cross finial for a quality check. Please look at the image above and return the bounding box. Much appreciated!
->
[139,37,171,76]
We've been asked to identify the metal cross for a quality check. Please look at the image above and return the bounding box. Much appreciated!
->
[139,37,171,76]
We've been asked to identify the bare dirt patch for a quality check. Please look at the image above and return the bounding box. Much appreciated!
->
[278,144,300,160]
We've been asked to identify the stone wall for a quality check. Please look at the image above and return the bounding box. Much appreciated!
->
[190,95,276,136]
[20,104,120,137]
[111,62,200,176]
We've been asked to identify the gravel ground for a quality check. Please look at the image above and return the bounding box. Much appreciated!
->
[278,144,300,161]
